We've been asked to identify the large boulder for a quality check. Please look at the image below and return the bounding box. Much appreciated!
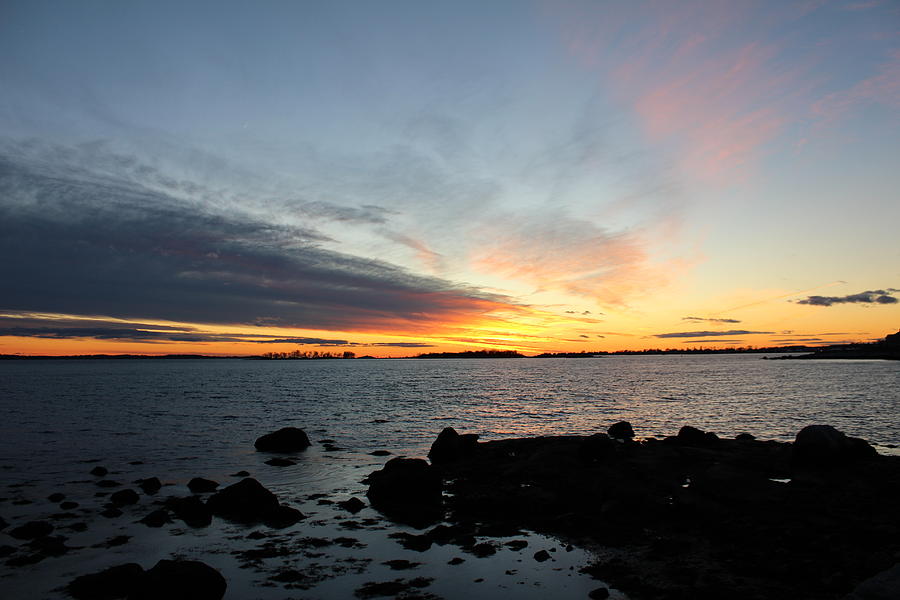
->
[794,425,876,464]
[607,421,635,441]
[367,458,442,525]
[428,427,479,464]
[206,478,279,523]
[165,496,211,528]
[128,559,226,600]
[254,427,311,452]
[68,563,144,600]
[845,563,900,600]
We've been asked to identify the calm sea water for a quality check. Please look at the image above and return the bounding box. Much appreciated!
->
[0,355,897,599]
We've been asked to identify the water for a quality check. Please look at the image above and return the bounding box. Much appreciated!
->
[0,355,897,598]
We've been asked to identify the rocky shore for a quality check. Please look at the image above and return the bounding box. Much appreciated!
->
[368,424,900,600]
[3,424,898,599]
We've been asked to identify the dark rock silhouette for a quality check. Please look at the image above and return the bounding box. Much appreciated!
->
[90,466,108,477]
[366,458,442,526]
[264,457,296,467]
[429,424,897,600]
[846,563,900,600]
[607,421,635,441]
[129,559,226,600]
[206,477,288,524]
[427,427,479,464]
[137,477,161,494]
[9,520,53,540]
[139,509,170,528]
[794,424,877,464]
[68,563,143,600]
[110,489,140,506]
[337,497,366,513]
[254,427,311,452]
[47,492,65,502]
[187,478,219,493]
[165,496,211,528]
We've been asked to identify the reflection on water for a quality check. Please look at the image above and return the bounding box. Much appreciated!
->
[0,355,896,598]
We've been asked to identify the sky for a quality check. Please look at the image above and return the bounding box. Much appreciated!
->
[1,0,898,356]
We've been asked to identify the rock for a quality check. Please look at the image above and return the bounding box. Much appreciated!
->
[370,450,392,456]
[675,425,718,445]
[580,433,617,461]
[383,559,421,570]
[254,427,311,452]
[90,466,108,477]
[366,458,442,524]
[100,508,123,518]
[137,477,162,494]
[589,587,610,599]
[9,520,53,540]
[187,478,219,493]
[230,471,250,477]
[428,427,479,464]
[471,542,497,557]
[264,457,296,467]
[794,425,877,464]
[166,496,211,527]
[206,478,279,523]
[139,509,170,528]
[96,480,121,488]
[68,563,144,600]
[110,489,140,506]
[263,505,305,528]
[47,492,65,502]
[337,497,366,513]
[845,563,900,600]
[0,516,7,530]
[735,432,756,441]
[128,559,226,600]
[505,540,529,551]
[60,501,79,509]
[607,421,635,440]
[534,549,551,562]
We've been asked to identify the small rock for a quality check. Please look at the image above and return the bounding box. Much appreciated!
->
[263,505,305,529]
[138,477,162,494]
[607,421,635,440]
[428,427,479,464]
[47,492,65,503]
[60,501,79,510]
[110,489,140,506]
[589,587,610,599]
[382,559,421,570]
[264,457,296,467]
[9,520,53,540]
[505,540,529,551]
[68,562,144,600]
[139,509,171,528]
[129,559,226,600]
[735,432,755,441]
[100,508,123,518]
[370,450,392,456]
[206,478,279,524]
[168,496,211,528]
[471,542,497,557]
[229,471,250,477]
[448,557,465,565]
[90,466,108,477]
[254,427,311,452]
[187,478,219,493]
[534,550,551,562]
[96,480,121,488]
[337,497,366,513]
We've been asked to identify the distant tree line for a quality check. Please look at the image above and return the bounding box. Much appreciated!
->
[415,349,525,359]
[256,350,356,360]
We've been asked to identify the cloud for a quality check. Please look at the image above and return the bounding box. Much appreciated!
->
[655,330,774,338]
[795,289,898,306]
[0,147,523,335]
[682,316,742,323]
[680,339,745,344]
[0,326,247,344]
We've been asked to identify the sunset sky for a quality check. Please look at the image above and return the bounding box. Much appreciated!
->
[1,0,898,356]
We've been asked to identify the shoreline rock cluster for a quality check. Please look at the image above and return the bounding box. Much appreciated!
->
[366,423,900,600]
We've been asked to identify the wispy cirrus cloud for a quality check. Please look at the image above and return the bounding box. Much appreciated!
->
[655,329,773,339]
[682,316,742,324]
[795,289,898,306]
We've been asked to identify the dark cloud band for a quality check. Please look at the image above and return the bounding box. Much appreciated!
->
[795,289,898,307]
